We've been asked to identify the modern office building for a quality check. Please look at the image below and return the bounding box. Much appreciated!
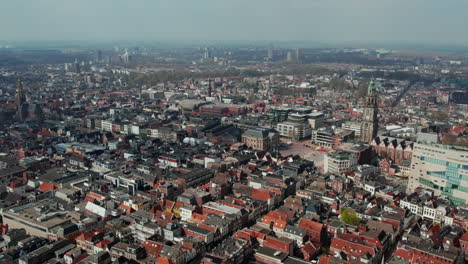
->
[307,112,325,130]
[341,120,361,137]
[277,121,311,140]
[104,171,144,195]
[266,107,290,123]
[312,127,354,149]
[407,137,468,205]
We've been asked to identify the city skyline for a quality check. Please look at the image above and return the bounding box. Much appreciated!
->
[1,0,468,46]
[0,1,467,263]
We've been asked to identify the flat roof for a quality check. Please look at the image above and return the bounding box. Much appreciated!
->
[4,199,71,229]
[203,202,242,215]
[327,151,356,160]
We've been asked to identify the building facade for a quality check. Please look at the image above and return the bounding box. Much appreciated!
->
[276,121,311,140]
[407,141,468,205]
[312,127,354,149]
[241,128,279,151]
[372,136,414,165]
[342,120,361,137]
[324,151,358,175]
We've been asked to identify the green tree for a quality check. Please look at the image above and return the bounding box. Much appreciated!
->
[340,208,361,226]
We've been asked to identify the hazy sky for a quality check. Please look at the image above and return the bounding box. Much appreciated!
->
[1,0,468,46]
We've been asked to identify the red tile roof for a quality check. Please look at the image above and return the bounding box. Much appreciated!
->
[191,213,207,222]
[141,240,164,256]
[156,256,173,264]
[263,236,294,254]
[251,188,274,201]
[330,233,377,259]
[460,232,468,242]
[198,224,217,233]
[38,182,57,191]
[233,232,251,244]
[95,239,112,249]
[298,218,323,233]
[118,204,134,214]
[301,241,318,256]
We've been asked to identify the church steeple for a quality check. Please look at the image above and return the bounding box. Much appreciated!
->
[16,80,26,108]
[15,81,27,122]
[208,79,212,97]
[360,79,379,143]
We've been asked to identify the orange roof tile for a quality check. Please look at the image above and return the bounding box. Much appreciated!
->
[298,218,323,233]
[251,188,273,201]
[38,182,57,191]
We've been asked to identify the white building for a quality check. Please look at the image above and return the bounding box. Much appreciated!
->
[103,171,144,195]
[407,135,468,205]
[101,120,113,132]
[341,121,361,137]
[324,151,358,175]
[180,205,196,222]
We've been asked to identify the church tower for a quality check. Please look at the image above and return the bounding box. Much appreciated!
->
[360,80,378,143]
[15,81,26,108]
[208,79,212,97]
[15,81,27,121]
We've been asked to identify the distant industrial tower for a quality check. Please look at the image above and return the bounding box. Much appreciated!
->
[204,48,211,60]
[295,48,300,61]
[286,51,293,61]
[267,45,274,60]
[96,49,102,63]
[73,59,80,73]
[360,80,378,143]
[122,49,130,64]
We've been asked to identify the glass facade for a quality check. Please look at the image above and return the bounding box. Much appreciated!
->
[419,155,467,205]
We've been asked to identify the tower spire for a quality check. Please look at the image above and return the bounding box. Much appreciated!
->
[16,80,27,122]
[367,79,377,95]
[208,78,212,97]
[16,80,26,108]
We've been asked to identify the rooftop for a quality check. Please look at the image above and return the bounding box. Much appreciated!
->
[327,151,357,160]
[3,199,71,229]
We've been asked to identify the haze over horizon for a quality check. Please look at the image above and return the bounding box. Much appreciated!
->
[1,0,468,47]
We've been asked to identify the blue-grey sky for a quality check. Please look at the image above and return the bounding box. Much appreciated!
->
[1,0,468,45]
